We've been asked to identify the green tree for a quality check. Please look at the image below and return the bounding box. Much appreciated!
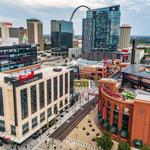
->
[96,131,113,150]
[140,145,150,150]
[118,141,131,150]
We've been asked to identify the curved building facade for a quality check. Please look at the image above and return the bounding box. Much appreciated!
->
[98,77,150,147]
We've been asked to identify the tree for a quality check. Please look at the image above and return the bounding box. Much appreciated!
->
[140,145,150,150]
[118,141,131,150]
[96,131,113,150]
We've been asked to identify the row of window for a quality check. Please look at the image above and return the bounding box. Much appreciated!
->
[0,88,4,116]
[22,97,69,135]
[21,74,69,120]
[22,107,52,135]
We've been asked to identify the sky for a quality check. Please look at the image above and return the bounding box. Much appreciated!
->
[0,0,150,36]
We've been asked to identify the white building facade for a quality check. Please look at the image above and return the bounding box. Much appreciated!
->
[0,64,74,143]
[0,22,19,46]
[69,48,82,58]
[119,25,131,50]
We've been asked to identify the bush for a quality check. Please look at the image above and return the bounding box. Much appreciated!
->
[96,131,113,150]
[140,145,150,150]
[118,141,131,150]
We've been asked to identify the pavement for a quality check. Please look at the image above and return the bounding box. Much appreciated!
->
[49,96,98,141]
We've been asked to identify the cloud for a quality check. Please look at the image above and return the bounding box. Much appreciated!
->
[2,0,150,13]
[0,0,150,35]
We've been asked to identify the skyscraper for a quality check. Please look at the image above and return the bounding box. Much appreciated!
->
[27,18,44,51]
[119,25,131,49]
[82,5,121,51]
[19,27,28,44]
[51,20,73,51]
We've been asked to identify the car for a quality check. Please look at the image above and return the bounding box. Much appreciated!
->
[42,127,48,133]
[60,114,64,118]
[1,139,10,144]
[32,132,40,140]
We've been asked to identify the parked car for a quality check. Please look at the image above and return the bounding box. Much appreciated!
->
[32,132,40,140]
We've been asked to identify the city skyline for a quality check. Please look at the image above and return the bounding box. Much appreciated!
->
[0,0,150,36]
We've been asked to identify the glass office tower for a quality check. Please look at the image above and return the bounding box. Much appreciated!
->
[51,20,73,51]
[82,5,121,51]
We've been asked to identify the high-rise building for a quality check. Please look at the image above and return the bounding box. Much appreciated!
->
[51,20,73,51]
[119,25,131,49]
[0,64,75,144]
[82,5,121,51]
[19,27,28,44]
[0,22,19,46]
[27,19,44,51]
[0,44,37,72]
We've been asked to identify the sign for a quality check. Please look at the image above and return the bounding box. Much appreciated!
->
[122,49,128,59]
[102,87,122,99]
[18,70,35,84]
[12,72,43,87]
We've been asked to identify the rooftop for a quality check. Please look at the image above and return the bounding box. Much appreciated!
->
[122,64,150,79]
[0,64,71,83]
[67,58,111,67]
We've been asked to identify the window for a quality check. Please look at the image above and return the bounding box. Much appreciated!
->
[53,77,58,101]
[11,125,16,136]
[70,70,74,94]
[30,85,37,114]
[65,98,68,105]
[22,122,29,135]
[32,117,38,128]
[40,112,45,123]
[54,104,58,114]
[47,107,52,118]
[39,82,45,109]
[0,120,5,132]
[0,88,4,116]
[65,73,68,94]
[20,88,28,119]
[47,79,51,105]
[59,75,63,98]
[59,100,63,109]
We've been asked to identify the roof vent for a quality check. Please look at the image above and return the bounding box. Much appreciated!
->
[53,68,62,72]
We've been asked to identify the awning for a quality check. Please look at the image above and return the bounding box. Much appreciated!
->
[120,129,128,138]
[98,118,103,124]
[104,121,110,129]
[134,139,143,148]
[110,125,118,135]
[98,112,102,118]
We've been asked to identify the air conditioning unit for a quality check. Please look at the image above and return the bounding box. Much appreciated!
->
[53,68,62,72]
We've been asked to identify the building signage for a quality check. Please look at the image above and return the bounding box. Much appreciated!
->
[102,87,122,99]
[18,70,35,84]
[12,72,43,87]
